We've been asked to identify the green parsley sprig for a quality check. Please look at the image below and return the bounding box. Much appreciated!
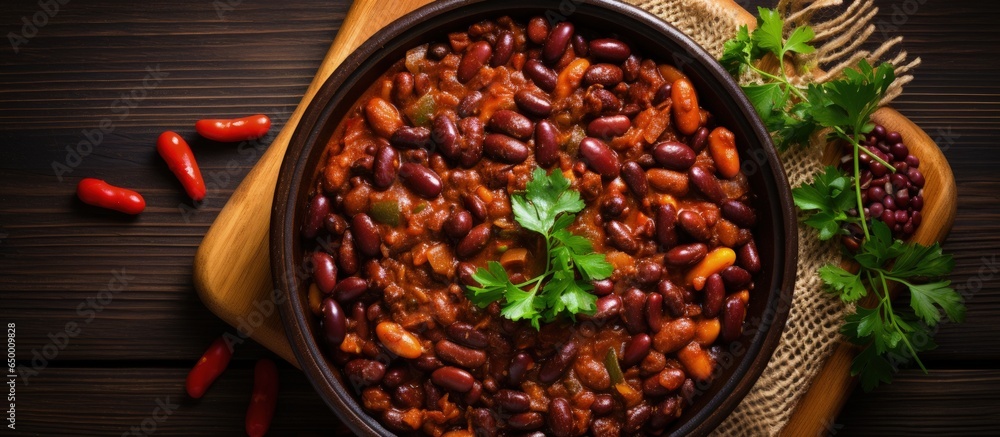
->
[466,168,613,330]
[722,7,964,391]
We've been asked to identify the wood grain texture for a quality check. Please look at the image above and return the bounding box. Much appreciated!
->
[1,0,998,435]
[192,0,434,366]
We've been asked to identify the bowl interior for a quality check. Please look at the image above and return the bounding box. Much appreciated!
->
[272,1,796,435]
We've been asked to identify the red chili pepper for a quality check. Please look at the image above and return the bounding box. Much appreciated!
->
[195,114,271,142]
[245,358,279,437]
[76,178,146,214]
[157,131,206,201]
[185,336,233,399]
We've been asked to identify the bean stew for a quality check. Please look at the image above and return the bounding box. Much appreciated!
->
[301,15,762,436]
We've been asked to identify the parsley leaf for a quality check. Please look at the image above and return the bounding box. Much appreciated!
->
[819,265,866,302]
[722,7,962,391]
[466,169,612,329]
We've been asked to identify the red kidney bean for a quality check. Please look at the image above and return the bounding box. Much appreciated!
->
[720,266,752,291]
[457,262,479,287]
[527,16,549,44]
[543,22,574,64]
[721,199,756,228]
[390,126,430,150]
[665,243,708,267]
[653,141,696,171]
[311,251,337,294]
[534,120,560,168]
[689,166,725,203]
[185,336,233,399]
[523,59,558,92]
[446,322,487,349]
[655,203,678,248]
[579,137,620,177]
[591,394,615,416]
[432,114,460,158]
[622,288,649,334]
[338,231,359,275]
[678,210,711,241]
[463,194,488,221]
[688,127,710,153]
[642,375,670,397]
[606,220,638,253]
[593,294,623,322]
[245,359,279,437]
[76,178,146,215]
[394,384,424,409]
[539,340,578,383]
[721,295,747,342]
[584,64,624,87]
[427,42,450,60]
[495,389,531,413]
[593,279,615,296]
[549,397,574,437]
[488,109,534,140]
[352,213,381,257]
[392,72,414,104]
[658,280,686,318]
[646,293,664,333]
[636,260,663,285]
[302,194,329,239]
[456,223,491,258]
[586,88,622,115]
[333,277,367,303]
[483,133,530,164]
[648,397,681,430]
[515,90,553,118]
[157,131,206,201]
[351,301,369,339]
[622,161,649,197]
[572,33,588,56]
[381,409,414,432]
[457,41,492,83]
[587,115,631,139]
[653,82,673,105]
[398,162,443,199]
[372,143,399,189]
[588,38,631,63]
[509,412,544,431]
[508,352,534,386]
[383,367,409,389]
[444,210,473,239]
[431,366,475,393]
[321,298,347,346]
[490,31,514,67]
[435,340,487,369]
[738,240,762,274]
[463,382,484,407]
[344,359,386,387]
[625,404,652,434]
[458,117,485,168]
[457,91,483,118]
[703,273,725,318]
[599,195,625,220]
[414,354,443,373]
[622,333,653,368]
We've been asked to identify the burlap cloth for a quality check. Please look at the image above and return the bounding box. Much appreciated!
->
[619,0,919,434]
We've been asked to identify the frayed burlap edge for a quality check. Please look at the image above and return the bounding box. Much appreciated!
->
[623,0,918,434]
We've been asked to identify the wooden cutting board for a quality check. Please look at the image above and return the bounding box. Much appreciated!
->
[192,0,957,435]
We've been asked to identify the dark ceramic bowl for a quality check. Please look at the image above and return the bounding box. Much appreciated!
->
[271,0,797,435]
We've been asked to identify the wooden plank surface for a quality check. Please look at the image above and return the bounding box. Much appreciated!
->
[1,0,999,435]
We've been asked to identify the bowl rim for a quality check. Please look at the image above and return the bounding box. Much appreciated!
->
[271,0,798,435]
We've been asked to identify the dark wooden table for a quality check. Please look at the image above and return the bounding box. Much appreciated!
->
[1,0,998,435]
